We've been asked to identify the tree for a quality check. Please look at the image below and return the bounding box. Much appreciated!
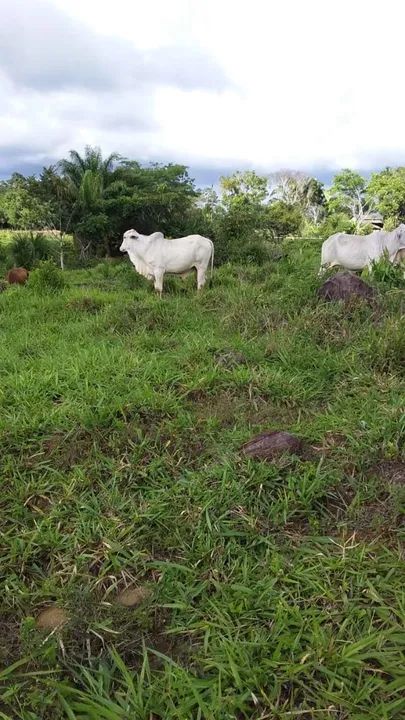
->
[264,201,303,237]
[310,212,356,239]
[102,162,197,250]
[328,169,368,226]
[366,167,405,222]
[0,173,53,229]
[269,171,326,223]
[220,170,268,207]
[58,146,122,196]
[58,146,124,256]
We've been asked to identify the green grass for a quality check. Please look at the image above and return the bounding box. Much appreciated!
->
[0,246,404,719]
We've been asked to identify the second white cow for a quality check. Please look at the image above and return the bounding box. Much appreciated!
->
[120,229,214,295]
[320,224,405,274]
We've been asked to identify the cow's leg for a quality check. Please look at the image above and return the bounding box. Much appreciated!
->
[196,266,206,291]
[153,269,164,297]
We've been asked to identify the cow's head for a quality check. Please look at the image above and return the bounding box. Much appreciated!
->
[120,229,139,253]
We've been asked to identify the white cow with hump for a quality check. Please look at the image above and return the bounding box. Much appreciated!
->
[320,224,405,274]
[120,229,214,295]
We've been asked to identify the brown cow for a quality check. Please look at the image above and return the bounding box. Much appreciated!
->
[7,267,29,285]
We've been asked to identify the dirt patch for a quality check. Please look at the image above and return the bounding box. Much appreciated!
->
[354,499,404,539]
[41,429,99,468]
[185,388,210,403]
[190,387,300,430]
[0,616,22,666]
[319,481,404,541]
[192,390,241,427]
[370,460,405,486]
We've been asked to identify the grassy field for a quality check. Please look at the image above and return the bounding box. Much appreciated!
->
[0,245,404,719]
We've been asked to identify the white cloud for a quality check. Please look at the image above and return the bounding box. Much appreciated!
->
[1,0,405,180]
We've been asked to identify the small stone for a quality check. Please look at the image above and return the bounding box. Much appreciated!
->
[36,607,68,630]
[116,586,151,608]
[241,430,303,460]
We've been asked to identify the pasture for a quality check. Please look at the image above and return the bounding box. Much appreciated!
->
[0,243,404,719]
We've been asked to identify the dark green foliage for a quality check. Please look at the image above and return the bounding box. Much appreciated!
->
[31,232,52,261]
[9,232,54,270]
[368,253,405,288]
[312,212,356,238]
[28,259,66,293]
[367,166,405,221]
[0,242,9,271]
[9,233,35,268]
[236,239,271,265]
[264,200,303,237]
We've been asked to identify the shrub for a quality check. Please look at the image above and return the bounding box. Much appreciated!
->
[310,213,356,239]
[9,232,53,270]
[236,241,270,265]
[10,234,35,269]
[31,233,52,261]
[28,260,66,294]
[367,253,405,288]
[0,243,9,272]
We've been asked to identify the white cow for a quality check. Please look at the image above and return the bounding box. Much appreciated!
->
[319,224,405,274]
[120,229,214,295]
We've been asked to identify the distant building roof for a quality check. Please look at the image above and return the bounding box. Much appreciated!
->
[361,211,383,227]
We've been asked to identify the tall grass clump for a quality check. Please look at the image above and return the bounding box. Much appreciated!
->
[27,259,66,294]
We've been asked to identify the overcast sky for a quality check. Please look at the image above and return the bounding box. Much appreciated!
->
[1,0,404,186]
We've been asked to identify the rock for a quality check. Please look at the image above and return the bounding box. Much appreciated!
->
[318,272,375,303]
[116,586,151,608]
[241,430,302,460]
[6,267,29,285]
[36,606,68,630]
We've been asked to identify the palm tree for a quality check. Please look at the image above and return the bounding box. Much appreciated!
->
[58,145,123,209]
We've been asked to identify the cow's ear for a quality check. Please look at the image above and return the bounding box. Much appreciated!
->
[150,231,164,241]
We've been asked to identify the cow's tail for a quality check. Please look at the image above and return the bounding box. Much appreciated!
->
[209,240,214,287]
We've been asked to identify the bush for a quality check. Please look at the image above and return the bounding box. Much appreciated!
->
[236,241,270,265]
[0,243,9,272]
[309,213,356,239]
[28,260,66,294]
[366,253,405,288]
[10,234,35,269]
[9,232,53,269]
[31,233,52,261]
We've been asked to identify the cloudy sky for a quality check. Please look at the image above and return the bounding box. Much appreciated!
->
[1,0,404,185]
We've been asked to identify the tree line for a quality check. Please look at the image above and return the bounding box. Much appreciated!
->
[1,146,405,267]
